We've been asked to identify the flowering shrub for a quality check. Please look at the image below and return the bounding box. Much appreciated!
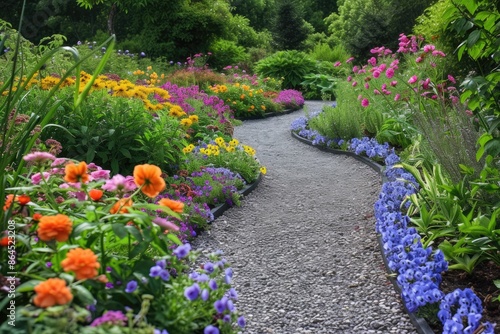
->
[273,89,305,110]
[0,153,246,333]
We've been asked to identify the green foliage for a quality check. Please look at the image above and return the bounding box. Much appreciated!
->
[309,43,350,63]
[254,50,316,89]
[273,0,309,50]
[208,39,249,71]
[300,73,336,100]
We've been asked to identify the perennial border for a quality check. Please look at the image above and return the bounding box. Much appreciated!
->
[290,131,435,334]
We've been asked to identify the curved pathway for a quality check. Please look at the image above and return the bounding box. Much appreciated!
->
[193,101,418,334]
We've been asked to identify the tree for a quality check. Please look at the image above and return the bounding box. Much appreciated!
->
[273,0,309,50]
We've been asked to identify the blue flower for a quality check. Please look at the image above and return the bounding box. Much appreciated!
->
[201,289,210,301]
[209,279,218,290]
[237,316,246,328]
[150,265,162,277]
[204,325,219,334]
[214,298,226,313]
[159,269,170,281]
[173,243,191,259]
[125,280,138,293]
[224,268,233,284]
[184,283,201,301]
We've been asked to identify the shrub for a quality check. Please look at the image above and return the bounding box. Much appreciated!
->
[254,50,316,90]
[207,39,249,72]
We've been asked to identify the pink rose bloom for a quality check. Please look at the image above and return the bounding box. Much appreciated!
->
[361,98,370,107]
[394,94,401,101]
[334,61,342,67]
[31,172,51,185]
[408,75,418,84]
[358,95,363,100]
[448,75,456,84]
[373,70,381,78]
[423,44,436,53]
[385,68,394,79]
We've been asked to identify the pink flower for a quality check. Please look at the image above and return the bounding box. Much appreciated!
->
[394,94,401,101]
[358,95,363,100]
[465,110,473,116]
[153,217,180,232]
[373,70,381,78]
[334,61,342,67]
[423,44,436,53]
[450,96,459,104]
[390,80,398,87]
[416,57,423,63]
[378,64,387,71]
[368,57,377,66]
[31,172,51,185]
[432,50,446,57]
[346,57,354,63]
[374,89,381,95]
[385,68,394,79]
[361,98,369,107]
[347,76,352,82]
[102,174,137,193]
[51,158,67,167]
[90,170,110,181]
[364,83,370,89]
[408,75,418,84]
[352,81,358,87]
[381,84,387,90]
[448,75,456,84]
[352,66,359,73]
[422,78,431,90]
[390,59,399,69]
[383,89,392,95]
[23,152,56,164]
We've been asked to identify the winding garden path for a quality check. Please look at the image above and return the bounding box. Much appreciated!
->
[193,101,418,334]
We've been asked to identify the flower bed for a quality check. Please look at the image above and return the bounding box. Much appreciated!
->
[290,115,496,334]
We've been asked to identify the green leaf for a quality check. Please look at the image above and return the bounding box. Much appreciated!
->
[112,223,128,239]
[130,242,149,259]
[16,279,42,293]
[124,225,143,242]
[73,285,95,305]
[73,222,96,236]
[467,30,481,48]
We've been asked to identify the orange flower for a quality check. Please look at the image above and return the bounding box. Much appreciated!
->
[64,161,89,183]
[61,248,100,280]
[33,278,73,308]
[158,198,184,213]
[0,237,9,247]
[32,213,43,221]
[37,214,73,242]
[3,194,14,211]
[133,164,166,198]
[110,198,133,214]
[89,189,103,201]
[17,194,30,206]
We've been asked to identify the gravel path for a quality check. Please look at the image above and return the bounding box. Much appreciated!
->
[193,101,418,334]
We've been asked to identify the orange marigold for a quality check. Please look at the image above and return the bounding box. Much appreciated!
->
[33,278,73,308]
[17,194,30,205]
[89,189,103,201]
[61,248,100,280]
[110,198,133,214]
[64,161,89,183]
[133,164,166,198]
[37,214,73,242]
[0,237,9,247]
[158,198,184,213]
[3,194,14,211]
[32,213,43,221]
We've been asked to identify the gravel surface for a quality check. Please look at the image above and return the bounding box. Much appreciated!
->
[192,101,418,334]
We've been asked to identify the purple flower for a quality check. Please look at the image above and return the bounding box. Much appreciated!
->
[125,280,138,293]
[184,283,201,301]
[102,174,137,192]
[201,289,210,301]
[23,152,56,165]
[224,268,233,284]
[150,265,162,277]
[214,297,227,313]
[237,316,246,328]
[208,279,218,290]
[228,287,238,300]
[90,310,127,327]
[159,269,170,281]
[204,325,219,334]
[204,262,215,273]
[173,243,191,259]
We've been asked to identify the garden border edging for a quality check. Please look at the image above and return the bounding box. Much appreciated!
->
[290,130,435,334]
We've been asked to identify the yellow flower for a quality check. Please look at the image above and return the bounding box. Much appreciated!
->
[225,146,235,153]
[229,139,239,147]
[183,144,195,154]
[180,118,193,127]
[188,115,199,122]
[260,166,267,175]
[240,94,245,100]
[147,66,152,71]
[215,137,225,147]
[261,105,266,110]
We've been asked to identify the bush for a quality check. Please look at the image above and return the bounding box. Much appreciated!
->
[254,50,316,90]
[208,39,249,72]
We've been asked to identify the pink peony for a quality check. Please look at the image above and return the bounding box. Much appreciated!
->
[385,68,394,79]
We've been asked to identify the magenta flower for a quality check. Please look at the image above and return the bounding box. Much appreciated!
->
[374,89,381,95]
[448,75,456,84]
[368,57,377,66]
[385,68,394,79]
[422,78,431,90]
[90,310,127,327]
[90,169,110,181]
[352,66,359,73]
[153,217,180,231]
[394,94,401,101]
[408,76,418,84]
[364,83,370,89]
[352,81,358,87]
[361,98,370,107]
[334,61,341,67]
[432,50,446,57]
[416,57,423,63]
[390,80,398,87]
[347,76,352,82]
[346,57,354,63]
[373,70,381,78]
[423,44,436,53]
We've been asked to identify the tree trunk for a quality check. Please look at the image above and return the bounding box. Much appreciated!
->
[107,2,117,35]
